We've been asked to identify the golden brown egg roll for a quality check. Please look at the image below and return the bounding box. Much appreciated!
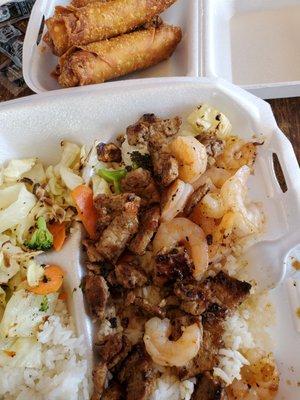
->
[71,0,110,8]
[56,24,182,88]
[45,0,177,56]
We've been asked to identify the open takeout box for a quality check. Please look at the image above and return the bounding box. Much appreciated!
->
[0,77,300,397]
[22,0,300,98]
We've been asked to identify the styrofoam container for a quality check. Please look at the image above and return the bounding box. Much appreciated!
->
[22,0,300,98]
[203,0,300,99]
[0,77,299,397]
[22,0,198,92]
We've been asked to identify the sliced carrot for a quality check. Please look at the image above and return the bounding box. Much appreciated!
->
[71,185,97,239]
[29,265,64,295]
[49,222,66,252]
[58,291,68,301]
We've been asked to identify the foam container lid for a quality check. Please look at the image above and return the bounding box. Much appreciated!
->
[21,0,300,98]
[0,77,299,397]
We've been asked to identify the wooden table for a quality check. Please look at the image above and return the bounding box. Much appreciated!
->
[0,83,299,165]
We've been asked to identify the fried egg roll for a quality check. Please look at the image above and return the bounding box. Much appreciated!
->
[71,0,109,8]
[57,24,182,87]
[45,0,177,56]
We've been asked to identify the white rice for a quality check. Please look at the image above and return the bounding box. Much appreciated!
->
[150,374,196,400]
[0,300,90,400]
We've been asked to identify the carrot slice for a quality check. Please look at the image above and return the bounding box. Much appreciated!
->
[29,265,64,295]
[48,222,66,252]
[71,185,97,239]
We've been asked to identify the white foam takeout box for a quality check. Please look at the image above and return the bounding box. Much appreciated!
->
[0,77,300,397]
[21,0,300,98]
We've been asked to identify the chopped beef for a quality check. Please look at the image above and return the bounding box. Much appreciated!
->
[85,273,109,320]
[178,307,225,379]
[154,246,194,286]
[174,271,251,316]
[129,206,160,255]
[126,114,181,187]
[97,142,122,163]
[134,296,166,318]
[126,115,153,146]
[95,333,132,369]
[94,193,135,234]
[118,345,158,400]
[196,134,225,159]
[184,183,211,216]
[192,372,226,400]
[150,151,179,187]
[208,271,251,310]
[121,168,160,207]
[115,254,148,289]
[95,194,141,263]
[91,362,108,400]
[83,239,103,263]
[102,381,123,400]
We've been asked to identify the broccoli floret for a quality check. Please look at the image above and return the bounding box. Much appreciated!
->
[98,168,127,194]
[25,216,53,251]
[39,295,49,312]
[130,151,152,171]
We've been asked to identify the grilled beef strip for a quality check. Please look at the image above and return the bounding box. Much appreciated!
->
[95,333,132,369]
[115,254,148,289]
[192,372,226,400]
[154,246,194,286]
[174,271,251,316]
[94,193,141,263]
[91,362,108,400]
[85,273,109,320]
[121,168,160,207]
[118,345,158,400]
[102,381,124,400]
[129,205,160,256]
[178,304,226,380]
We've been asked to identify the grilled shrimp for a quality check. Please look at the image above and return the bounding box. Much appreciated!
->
[153,217,208,280]
[199,192,226,219]
[143,317,202,367]
[168,136,207,183]
[193,166,232,190]
[226,349,279,400]
[220,166,263,237]
[216,136,256,171]
[161,179,194,222]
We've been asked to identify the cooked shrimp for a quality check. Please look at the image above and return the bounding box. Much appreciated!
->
[226,348,279,400]
[216,137,256,171]
[168,136,207,183]
[220,166,264,237]
[153,217,208,280]
[161,179,194,222]
[193,166,232,190]
[143,317,202,367]
[199,192,226,219]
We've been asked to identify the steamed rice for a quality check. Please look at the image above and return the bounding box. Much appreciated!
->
[0,300,90,400]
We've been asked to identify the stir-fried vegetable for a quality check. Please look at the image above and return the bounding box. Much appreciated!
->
[48,221,66,252]
[71,185,97,238]
[25,216,53,251]
[29,265,64,295]
[98,168,127,194]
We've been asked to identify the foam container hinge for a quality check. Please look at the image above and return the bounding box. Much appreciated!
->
[22,0,199,92]
[0,77,299,397]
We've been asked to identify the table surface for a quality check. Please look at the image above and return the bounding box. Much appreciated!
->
[0,84,299,165]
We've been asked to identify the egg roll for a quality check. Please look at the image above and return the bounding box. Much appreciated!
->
[56,24,182,88]
[71,0,109,8]
[44,0,177,56]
